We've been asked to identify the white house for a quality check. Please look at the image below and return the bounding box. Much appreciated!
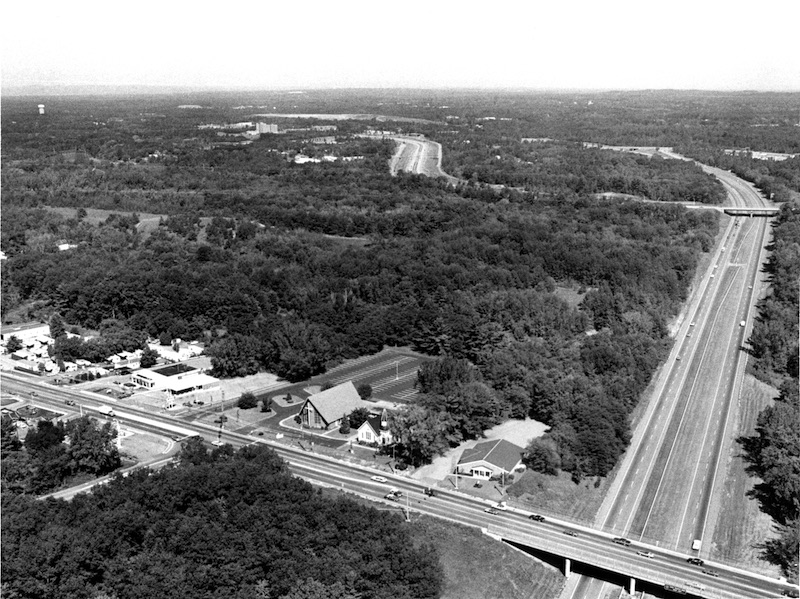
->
[356,409,393,446]
[107,350,141,370]
[298,381,368,430]
[457,439,525,480]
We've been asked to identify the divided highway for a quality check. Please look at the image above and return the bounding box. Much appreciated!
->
[568,159,778,598]
[3,159,790,599]
[5,365,793,598]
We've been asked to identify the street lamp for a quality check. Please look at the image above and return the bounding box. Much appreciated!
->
[215,414,228,444]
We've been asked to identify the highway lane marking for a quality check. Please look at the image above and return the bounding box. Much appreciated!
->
[637,232,746,539]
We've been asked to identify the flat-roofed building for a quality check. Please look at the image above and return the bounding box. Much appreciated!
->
[1,322,50,344]
[131,363,219,395]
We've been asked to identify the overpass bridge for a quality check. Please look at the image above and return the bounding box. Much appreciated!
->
[722,207,779,217]
[493,526,785,599]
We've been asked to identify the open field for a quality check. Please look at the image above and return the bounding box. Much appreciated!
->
[709,374,781,576]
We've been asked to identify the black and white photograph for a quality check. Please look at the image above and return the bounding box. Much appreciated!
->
[1,1,798,598]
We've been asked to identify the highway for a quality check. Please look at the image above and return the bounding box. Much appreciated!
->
[4,370,794,599]
[567,158,778,598]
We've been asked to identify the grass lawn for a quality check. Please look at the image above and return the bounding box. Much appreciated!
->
[506,470,608,526]
[708,374,782,576]
[409,515,564,599]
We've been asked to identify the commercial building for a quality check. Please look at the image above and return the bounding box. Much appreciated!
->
[1,322,50,345]
[131,363,219,396]
[457,439,525,480]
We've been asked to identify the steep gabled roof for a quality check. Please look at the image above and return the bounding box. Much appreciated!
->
[458,439,524,473]
[303,381,366,426]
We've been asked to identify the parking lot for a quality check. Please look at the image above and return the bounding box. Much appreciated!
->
[315,347,430,403]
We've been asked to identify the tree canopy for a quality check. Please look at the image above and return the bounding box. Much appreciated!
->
[1,443,443,599]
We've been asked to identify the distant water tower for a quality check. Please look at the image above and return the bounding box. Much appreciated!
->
[38,104,45,115]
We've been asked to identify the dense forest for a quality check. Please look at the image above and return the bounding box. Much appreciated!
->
[1,442,443,599]
[3,91,798,479]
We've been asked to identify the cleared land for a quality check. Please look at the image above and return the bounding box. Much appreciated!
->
[710,374,781,575]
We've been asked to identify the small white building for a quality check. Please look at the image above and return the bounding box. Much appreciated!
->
[107,350,141,370]
[356,409,393,446]
[457,439,525,480]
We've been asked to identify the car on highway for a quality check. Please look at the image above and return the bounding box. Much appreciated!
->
[528,514,545,522]
[687,557,705,566]
[64,399,76,406]
[637,551,655,559]
[484,507,500,515]
[563,530,578,537]
[370,475,388,483]
[782,589,800,598]
[702,569,719,577]
[385,492,401,502]
[613,537,632,546]
[423,487,435,497]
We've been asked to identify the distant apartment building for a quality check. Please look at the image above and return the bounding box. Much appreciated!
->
[256,122,278,134]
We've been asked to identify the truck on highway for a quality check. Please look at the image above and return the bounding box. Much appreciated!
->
[98,405,115,417]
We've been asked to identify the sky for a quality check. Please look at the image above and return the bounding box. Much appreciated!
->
[2,0,799,93]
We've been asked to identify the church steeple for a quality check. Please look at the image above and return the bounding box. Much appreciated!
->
[380,408,389,431]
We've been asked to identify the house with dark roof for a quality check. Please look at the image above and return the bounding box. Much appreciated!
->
[457,439,525,479]
[356,409,393,446]
[298,381,368,430]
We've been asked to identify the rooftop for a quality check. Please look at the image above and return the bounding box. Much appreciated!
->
[458,439,525,473]
[153,363,196,377]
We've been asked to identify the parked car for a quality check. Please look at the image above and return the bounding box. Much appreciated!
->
[613,537,632,546]
[528,514,545,522]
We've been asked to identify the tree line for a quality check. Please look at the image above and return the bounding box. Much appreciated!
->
[738,199,800,581]
[1,442,443,599]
